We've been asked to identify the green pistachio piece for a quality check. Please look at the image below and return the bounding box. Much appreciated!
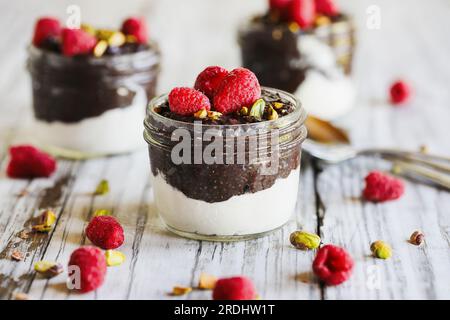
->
[370,240,392,259]
[249,99,266,121]
[289,231,321,250]
[94,179,109,196]
[105,250,126,267]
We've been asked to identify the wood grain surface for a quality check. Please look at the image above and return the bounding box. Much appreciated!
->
[0,0,449,300]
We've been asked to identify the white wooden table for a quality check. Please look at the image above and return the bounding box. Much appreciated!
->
[1,0,449,300]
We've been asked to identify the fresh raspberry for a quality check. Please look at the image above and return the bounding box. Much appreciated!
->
[194,66,229,99]
[289,0,316,28]
[122,17,148,44]
[168,87,211,116]
[390,80,411,105]
[315,0,339,16]
[32,17,62,47]
[213,68,261,114]
[363,171,405,202]
[212,276,256,300]
[86,216,124,250]
[68,246,107,293]
[313,244,354,286]
[61,28,97,57]
[6,145,56,179]
[269,0,292,12]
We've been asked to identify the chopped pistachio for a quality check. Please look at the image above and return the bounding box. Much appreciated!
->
[288,22,300,33]
[93,209,111,217]
[34,261,63,278]
[94,179,109,196]
[81,23,96,36]
[93,40,108,57]
[315,15,331,27]
[194,108,208,119]
[207,111,222,121]
[267,106,279,121]
[198,273,217,290]
[96,29,114,41]
[108,31,126,47]
[105,250,126,267]
[125,34,137,43]
[11,250,24,261]
[240,106,249,116]
[272,102,284,109]
[272,28,283,40]
[172,286,192,296]
[249,99,266,121]
[32,210,57,233]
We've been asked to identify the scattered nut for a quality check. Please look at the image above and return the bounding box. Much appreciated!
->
[289,231,321,250]
[172,286,192,296]
[410,230,424,246]
[18,230,30,240]
[107,31,126,47]
[207,111,222,121]
[11,250,24,261]
[271,28,283,40]
[267,106,279,121]
[288,22,300,33]
[194,108,208,119]
[249,98,266,121]
[13,292,29,300]
[34,261,63,278]
[272,102,284,110]
[315,15,331,27]
[370,240,392,259]
[419,145,428,154]
[32,210,57,233]
[198,273,217,290]
[93,209,111,217]
[94,179,109,196]
[125,34,137,43]
[81,23,96,36]
[93,40,108,58]
[240,106,249,116]
[105,250,126,267]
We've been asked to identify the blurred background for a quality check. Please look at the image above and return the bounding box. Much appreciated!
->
[1,0,450,151]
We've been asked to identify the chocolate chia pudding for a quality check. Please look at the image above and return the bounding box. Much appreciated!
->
[238,0,356,120]
[144,67,307,241]
[27,17,160,157]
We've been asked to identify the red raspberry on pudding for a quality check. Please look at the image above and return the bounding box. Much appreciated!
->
[363,171,405,202]
[315,0,339,17]
[213,68,261,114]
[7,145,56,179]
[86,216,125,250]
[68,246,107,293]
[32,17,62,47]
[289,0,316,29]
[194,66,229,100]
[168,87,211,116]
[61,28,97,57]
[212,276,256,300]
[122,17,148,44]
[313,244,354,286]
[390,80,411,105]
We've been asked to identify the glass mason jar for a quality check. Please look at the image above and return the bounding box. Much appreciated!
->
[238,15,356,120]
[27,43,160,159]
[144,88,307,241]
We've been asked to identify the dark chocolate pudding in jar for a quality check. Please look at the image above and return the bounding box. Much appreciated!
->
[27,17,160,158]
[144,66,307,241]
[239,0,356,120]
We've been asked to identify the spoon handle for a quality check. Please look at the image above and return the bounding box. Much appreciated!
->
[393,161,450,190]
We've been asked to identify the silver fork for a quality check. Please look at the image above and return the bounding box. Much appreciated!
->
[302,139,450,190]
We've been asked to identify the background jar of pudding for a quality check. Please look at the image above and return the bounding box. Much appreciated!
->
[238,15,356,120]
[144,88,307,241]
[27,44,160,158]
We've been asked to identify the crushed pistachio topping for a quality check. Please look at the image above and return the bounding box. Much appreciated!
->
[194,108,208,119]
[105,250,126,267]
[172,286,192,296]
[94,179,109,196]
[32,210,57,233]
[249,99,266,121]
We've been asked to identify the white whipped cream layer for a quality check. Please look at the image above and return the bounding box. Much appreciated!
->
[31,85,147,157]
[294,35,356,120]
[152,168,300,237]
